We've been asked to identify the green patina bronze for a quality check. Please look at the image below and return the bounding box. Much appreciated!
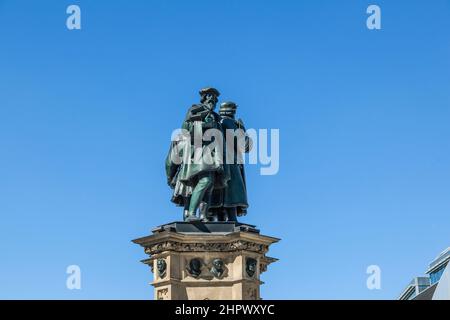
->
[165,88,251,222]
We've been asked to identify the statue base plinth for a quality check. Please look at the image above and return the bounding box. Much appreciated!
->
[132,221,279,300]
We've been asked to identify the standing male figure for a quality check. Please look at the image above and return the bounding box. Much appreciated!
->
[165,88,228,222]
[209,101,251,221]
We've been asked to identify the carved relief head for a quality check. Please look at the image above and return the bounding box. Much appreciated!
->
[246,258,257,278]
[157,258,167,278]
[210,258,225,278]
[187,258,202,278]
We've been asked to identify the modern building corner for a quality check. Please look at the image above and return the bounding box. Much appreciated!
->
[399,248,450,300]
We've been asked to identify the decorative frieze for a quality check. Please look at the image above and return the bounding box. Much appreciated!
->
[143,239,268,256]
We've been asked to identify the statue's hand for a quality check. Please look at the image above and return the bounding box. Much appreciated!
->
[187,104,209,122]
[237,118,245,129]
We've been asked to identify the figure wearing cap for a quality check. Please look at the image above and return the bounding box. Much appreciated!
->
[208,102,251,221]
[165,87,229,222]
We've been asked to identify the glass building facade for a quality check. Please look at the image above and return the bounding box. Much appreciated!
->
[430,264,446,285]
[399,247,450,300]
[427,248,450,285]
[398,277,431,300]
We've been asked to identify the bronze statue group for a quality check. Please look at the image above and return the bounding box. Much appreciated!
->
[165,88,251,222]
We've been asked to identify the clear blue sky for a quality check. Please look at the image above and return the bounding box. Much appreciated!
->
[0,0,449,299]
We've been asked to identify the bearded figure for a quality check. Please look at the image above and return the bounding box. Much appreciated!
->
[165,88,229,222]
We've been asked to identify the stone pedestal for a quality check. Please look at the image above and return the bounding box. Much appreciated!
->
[132,221,279,300]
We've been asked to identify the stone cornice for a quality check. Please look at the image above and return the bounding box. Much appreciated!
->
[133,231,279,256]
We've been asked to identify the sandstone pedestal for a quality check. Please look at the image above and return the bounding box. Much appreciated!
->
[132,221,279,300]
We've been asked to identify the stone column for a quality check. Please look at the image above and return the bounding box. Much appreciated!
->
[132,222,279,300]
